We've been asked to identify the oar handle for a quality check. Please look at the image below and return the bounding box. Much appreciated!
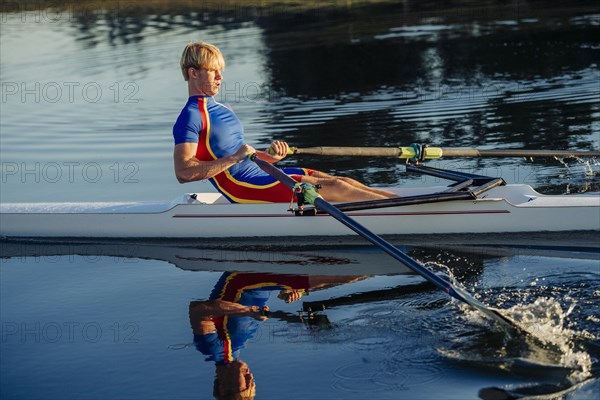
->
[266,146,296,156]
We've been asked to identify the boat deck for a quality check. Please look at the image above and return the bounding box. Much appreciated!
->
[1,185,597,214]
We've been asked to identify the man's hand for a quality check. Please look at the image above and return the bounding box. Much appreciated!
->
[278,289,303,303]
[233,144,256,162]
[267,140,289,161]
[247,305,269,321]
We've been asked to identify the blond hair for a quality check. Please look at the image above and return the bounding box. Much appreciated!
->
[180,41,225,81]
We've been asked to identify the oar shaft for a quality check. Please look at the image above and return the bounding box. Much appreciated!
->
[293,147,402,157]
[290,146,600,158]
[250,154,516,329]
[251,156,449,290]
[440,148,600,158]
[252,155,462,297]
[292,146,441,159]
[313,196,453,293]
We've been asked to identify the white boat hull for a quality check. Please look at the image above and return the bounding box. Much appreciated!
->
[1,185,599,238]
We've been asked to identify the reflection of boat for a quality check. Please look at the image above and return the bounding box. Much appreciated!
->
[1,184,598,239]
[0,240,413,275]
[1,233,598,275]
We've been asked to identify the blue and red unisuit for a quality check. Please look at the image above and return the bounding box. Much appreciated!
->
[193,272,310,365]
[173,95,314,203]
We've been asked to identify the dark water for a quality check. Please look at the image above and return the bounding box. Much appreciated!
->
[1,1,599,399]
[1,241,599,399]
[0,0,598,202]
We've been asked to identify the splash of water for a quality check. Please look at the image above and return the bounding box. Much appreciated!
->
[497,297,592,382]
[554,156,599,178]
[387,260,596,385]
[435,253,597,384]
[578,157,600,177]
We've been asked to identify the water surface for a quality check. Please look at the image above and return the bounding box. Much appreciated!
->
[1,0,598,202]
[1,240,599,399]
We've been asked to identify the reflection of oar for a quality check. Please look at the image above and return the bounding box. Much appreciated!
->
[250,154,517,330]
[479,373,599,400]
[303,281,434,312]
[276,146,600,159]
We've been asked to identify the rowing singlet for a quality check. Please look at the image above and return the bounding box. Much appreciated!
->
[192,272,310,364]
[173,96,313,203]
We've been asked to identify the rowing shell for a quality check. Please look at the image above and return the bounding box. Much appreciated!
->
[1,184,598,239]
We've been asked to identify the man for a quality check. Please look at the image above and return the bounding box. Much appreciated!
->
[173,41,397,203]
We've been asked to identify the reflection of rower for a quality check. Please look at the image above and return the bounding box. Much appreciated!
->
[189,272,366,399]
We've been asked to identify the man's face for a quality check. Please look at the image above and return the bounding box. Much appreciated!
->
[192,67,222,96]
[216,361,255,398]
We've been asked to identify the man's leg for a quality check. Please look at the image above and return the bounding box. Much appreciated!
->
[300,174,396,202]
[306,171,397,201]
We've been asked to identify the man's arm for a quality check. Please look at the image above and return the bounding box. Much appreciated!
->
[173,142,255,183]
[189,300,267,335]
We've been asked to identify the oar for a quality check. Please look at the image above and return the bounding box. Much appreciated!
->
[249,154,518,330]
[278,146,600,159]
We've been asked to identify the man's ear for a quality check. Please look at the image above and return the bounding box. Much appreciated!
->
[187,67,197,80]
